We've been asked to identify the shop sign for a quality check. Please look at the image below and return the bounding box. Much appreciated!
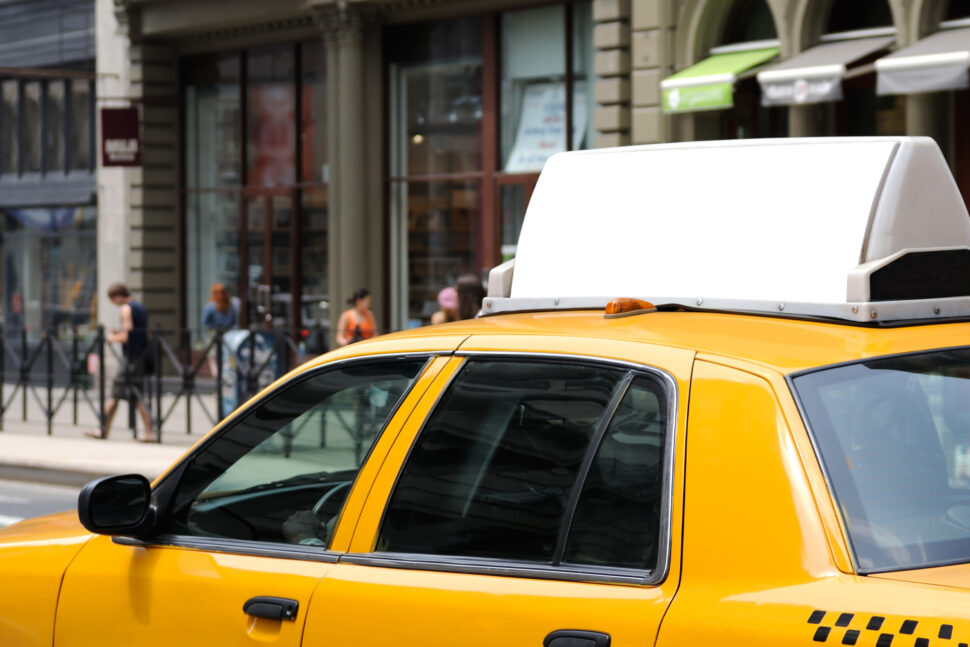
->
[662,83,733,113]
[100,107,141,167]
[761,77,842,106]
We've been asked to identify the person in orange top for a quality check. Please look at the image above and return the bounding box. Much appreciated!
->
[336,288,377,346]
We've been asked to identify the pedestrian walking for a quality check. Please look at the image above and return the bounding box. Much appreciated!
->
[336,288,376,346]
[85,283,156,442]
[430,286,459,325]
[456,274,486,320]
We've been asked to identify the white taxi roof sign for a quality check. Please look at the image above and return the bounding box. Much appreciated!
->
[485,137,970,323]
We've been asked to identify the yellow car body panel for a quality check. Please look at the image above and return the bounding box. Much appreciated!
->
[54,535,332,647]
[0,512,90,647]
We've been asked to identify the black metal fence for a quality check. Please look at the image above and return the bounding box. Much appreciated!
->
[0,326,307,441]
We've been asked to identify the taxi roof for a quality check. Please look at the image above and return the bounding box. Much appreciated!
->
[335,310,970,376]
[486,137,970,324]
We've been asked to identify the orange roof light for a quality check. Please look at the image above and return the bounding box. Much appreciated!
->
[605,298,656,317]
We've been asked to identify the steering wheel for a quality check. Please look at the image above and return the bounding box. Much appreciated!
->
[312,481,352,515]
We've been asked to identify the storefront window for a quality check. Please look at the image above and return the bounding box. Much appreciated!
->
[247,46,296,188]
[1,80,16,175]
[403,181,479,324]
[302,39,327,184]
[69,79,92,172]
[23,81,40,173]
[183,43,325,340]
[46,80,65,173]
[501,4,594,172]
[388,18,483,326]
[186,191,240,340]
[2,206,97,335]
[501,6,566,172]
[573,2,595,151]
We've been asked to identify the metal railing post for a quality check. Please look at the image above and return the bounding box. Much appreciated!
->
[183,328,192,435]
[46,329,53,436]
[246,328,257,400]
[154,328,163,440]
[216,330,224,421]
[0,325,5,432]
[72,327,79,425]
[20,328,27,421]
[98,326,106,437]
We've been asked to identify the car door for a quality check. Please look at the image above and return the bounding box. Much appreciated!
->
[303,337,694,647]
[54,353,452,647]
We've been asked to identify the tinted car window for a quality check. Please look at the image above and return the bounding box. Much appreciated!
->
[564,377,666,569]
[378,359,669,571]
[163,358,427,547]
[793,348,970,572]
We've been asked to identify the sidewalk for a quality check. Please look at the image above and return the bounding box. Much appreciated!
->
[0,388,220,486]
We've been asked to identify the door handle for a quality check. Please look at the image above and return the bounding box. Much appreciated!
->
[243,596,299,621]
[544,630,611,647]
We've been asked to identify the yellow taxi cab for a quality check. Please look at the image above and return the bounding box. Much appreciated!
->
[5,136,970,647]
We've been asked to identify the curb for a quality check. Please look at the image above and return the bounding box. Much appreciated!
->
[0,462,110,488]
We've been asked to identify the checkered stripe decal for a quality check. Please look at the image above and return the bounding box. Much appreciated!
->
[808,610,962,646]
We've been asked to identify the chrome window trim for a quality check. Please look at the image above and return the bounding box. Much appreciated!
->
[338,552,652,586]
[786,343,970,575]
[113,534,341,563]
[369,350,679,587]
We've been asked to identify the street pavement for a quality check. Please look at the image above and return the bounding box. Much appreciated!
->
[0,479,78,528]
[0,386,219,487]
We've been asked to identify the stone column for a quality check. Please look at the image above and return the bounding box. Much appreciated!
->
[317,5,381,337]
[593,0,632,147]
[630,0,669,144]
[98,0,180,334]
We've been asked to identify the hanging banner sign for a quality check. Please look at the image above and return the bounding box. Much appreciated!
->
[100,107,141,167]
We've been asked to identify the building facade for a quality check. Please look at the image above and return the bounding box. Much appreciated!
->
[0,0,97,337]
[96,0,970,343]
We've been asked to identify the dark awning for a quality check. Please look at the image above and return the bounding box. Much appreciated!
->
[757,36,893,106]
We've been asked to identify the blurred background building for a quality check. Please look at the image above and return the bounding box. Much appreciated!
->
[4,0,969,343]
[0,0,97,336]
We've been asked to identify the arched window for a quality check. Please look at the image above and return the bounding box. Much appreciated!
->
[947,0,970,20]
[722,0,777,45]
[826,1,894,33]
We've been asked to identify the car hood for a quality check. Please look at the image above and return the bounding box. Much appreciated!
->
[870,563,970,590]
[0,511,92,647]
[0,510,88,542]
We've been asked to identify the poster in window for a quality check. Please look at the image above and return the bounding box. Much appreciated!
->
[504,81,587,173]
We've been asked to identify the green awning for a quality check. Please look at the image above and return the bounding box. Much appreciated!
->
[661,47,780,113]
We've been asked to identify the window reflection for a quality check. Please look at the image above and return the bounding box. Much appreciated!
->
[69,79,92,172]
[23,81,40,173]
[1,80,17,175]
[46,80,65,173]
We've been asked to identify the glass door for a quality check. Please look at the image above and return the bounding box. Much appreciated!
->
[243,191,295,334]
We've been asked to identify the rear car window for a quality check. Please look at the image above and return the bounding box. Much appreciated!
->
[377,359,669,573]
[792,348,970,572]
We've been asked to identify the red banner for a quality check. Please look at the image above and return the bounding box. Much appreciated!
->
[100,107,141,167]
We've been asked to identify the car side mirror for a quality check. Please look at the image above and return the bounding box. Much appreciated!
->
[78,474,155,536]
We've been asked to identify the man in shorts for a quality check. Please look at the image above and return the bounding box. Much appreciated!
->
[85,283,156,442]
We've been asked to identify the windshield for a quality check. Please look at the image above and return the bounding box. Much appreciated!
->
[792,347,970,573]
